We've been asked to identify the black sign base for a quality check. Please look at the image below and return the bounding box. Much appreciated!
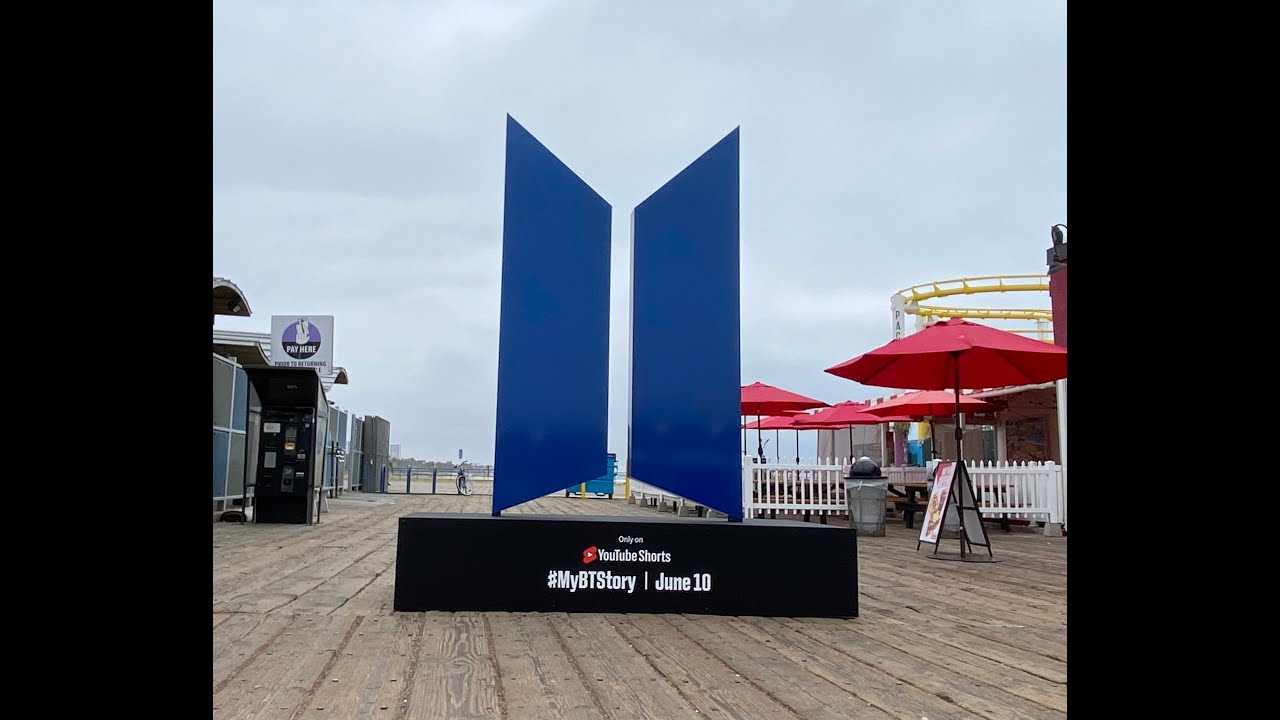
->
[925,552,1003,564]
[393,513,859,618]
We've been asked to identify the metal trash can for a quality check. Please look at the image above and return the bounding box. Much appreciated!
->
[844,457,888,537]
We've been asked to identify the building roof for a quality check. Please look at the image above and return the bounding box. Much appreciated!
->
[212,328,349,390]
[213,277,252,318]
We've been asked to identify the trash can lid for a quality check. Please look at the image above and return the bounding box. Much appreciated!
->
[847,457,885,479]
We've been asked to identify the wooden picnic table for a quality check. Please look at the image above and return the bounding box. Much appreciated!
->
[887,481,930,529]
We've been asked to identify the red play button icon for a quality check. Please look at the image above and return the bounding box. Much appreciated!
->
[582,546,598,564]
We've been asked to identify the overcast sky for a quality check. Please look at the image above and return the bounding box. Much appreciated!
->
[213,0,1066,465]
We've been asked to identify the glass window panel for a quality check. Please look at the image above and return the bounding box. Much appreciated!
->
[231,367,249,431]
[212,430,230,498]
[226,433,246,497]
[212,358,234,427]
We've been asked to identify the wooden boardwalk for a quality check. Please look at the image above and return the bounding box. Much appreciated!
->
[213,493,1067,719]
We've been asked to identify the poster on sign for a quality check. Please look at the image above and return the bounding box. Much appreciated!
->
[919,461,956,544]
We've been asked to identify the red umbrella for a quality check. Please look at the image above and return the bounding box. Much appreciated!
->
[864,390,994,418]
[741,415,801,463]
[741,416,801,430]
[800,403,913,427]
[789,400,857,428]
[826,318,1067,390]
[741,383,829,460]
[791,402,913,462]
[863,390,996,456]
[825,317,1067,466]
[741,382,828,414]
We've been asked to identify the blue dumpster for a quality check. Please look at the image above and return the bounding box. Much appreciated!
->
[565,453,618,498]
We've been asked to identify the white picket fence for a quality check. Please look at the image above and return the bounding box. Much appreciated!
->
[742,459,1066,528]
[628,479,696,513]
[966,460,1064,527]
[629,458,1066,532]
[748,459,849,518]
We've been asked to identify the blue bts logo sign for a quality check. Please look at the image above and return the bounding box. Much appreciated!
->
[493,115,742,520]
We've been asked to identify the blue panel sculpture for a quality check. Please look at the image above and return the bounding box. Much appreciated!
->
[492,115,613,514]
[629,128,743,519]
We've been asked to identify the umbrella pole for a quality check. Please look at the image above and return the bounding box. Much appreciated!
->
[742,417,746,455]
[775,429,780,463]
[756,405,764,462]
[847,425,854,464]
[953,361,964,466]
[794,430,800,465]
[953,356,972,558]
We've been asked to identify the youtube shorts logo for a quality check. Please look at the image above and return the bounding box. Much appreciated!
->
[582,546,599,564]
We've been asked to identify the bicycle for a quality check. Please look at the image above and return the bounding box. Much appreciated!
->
[456,470,473,496]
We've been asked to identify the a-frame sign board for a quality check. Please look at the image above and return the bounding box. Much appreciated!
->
[916,461,994,559]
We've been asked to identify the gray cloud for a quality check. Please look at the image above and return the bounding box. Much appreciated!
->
[214,0,1066,465]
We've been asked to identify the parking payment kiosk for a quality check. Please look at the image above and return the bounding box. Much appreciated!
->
[244,367,328,524]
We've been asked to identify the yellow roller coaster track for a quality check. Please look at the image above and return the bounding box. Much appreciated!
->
[895,274,1053,337]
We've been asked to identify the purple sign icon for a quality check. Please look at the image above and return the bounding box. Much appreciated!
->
[281,318,323,360]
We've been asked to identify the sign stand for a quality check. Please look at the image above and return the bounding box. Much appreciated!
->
[916,462,999,563]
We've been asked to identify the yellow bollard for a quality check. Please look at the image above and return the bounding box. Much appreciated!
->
[579,482,586,498]
[625,475,631,499]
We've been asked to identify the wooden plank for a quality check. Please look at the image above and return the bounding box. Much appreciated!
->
[727,617,983,720]
[857,572,1064,630]
[892,623,1066,684]
[213,614,297,691]
[675,616,895,720]
[486,613,602,720]
[548,613,698,719]
[859,585,1061,632]
[837,622,1067,713]
[858,559,1067,604]
[885,554,1068,586]
[216,539,365,605]
[855,595,1067,661]
[612,614,803,719]
[402,613,503,720]
[953,624,1066,664]
[341,558,398,616]
[218,529,397,614]
[778,618,1064,719]
[282,542,396,615]
[214,509,402,601]
[213,614,359,719]
[296,614,416,720]
[858,542,1066,584]
[213,504,402,585]
[214,503,381,551]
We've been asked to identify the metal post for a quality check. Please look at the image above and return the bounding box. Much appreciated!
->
[1047,378,1067,537]
[406,466,412,494]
